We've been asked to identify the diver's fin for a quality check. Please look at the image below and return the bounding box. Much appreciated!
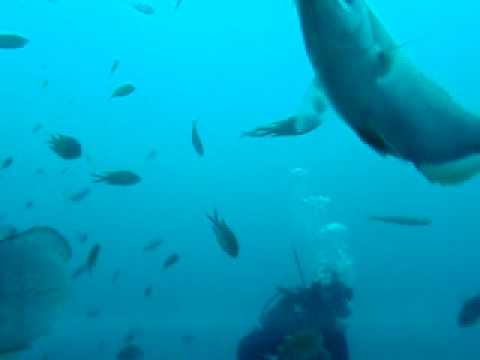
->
[417,155,480,185]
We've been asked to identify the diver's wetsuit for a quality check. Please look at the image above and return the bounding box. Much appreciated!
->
[237,279,352,360]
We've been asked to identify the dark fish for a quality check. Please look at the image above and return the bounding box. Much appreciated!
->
[131,3,155,15]
[92,171,141,186]
[174,0,183,10]
[111,84,135,98]
[25,201,34,209]
[123,327,143,345]
[112,270,121,284]
[191,120,204,156]
[72,244,101,279]
[110,59,120,76]
[69,187,92,202]
[369,215,432,226]
[1,157,13,170]
[0,34,28,49]
[144,286,152,297]
[145,149,157,161]
[458,294,480,327]
[32,123,43,134]
[181,334,195,345]
[163,253,180,270]
[143,238,163,252]
[41,80,49,89]
[86,307,101,319]
[78,233,88,243]
[207,209,239,258]
[117,344,144,360]
[49,134,82,160]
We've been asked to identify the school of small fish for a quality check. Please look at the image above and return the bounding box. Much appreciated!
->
[0,0,478,359]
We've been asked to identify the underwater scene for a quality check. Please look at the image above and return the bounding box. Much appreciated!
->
[1,0,480,359]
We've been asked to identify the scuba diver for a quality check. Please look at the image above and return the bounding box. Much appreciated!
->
[237,270,353,360]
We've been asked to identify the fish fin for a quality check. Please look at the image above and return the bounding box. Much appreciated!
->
[91,173,104,183]
[206,212,216,225]
[353,125,392,155]
[294,79,327,133]
[72,264,87,279]
[417,155,480,185]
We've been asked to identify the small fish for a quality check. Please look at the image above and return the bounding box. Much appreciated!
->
[25,201,34,209]
[174,0,183,10]
[86,307,101,319]
[191,121,204,156]
[145,149,157,161]
[92,171,141,186]
[181,334,195,345]
[1,157,13,170]
[0,34,29,49]
[458,293,480,327]
[369,215,432,226]
[144,286,152,297]
[41,80,49,89]
[207,209,239,258]
[117,344,144,360]
[72,244,101,278]
[163,253,180,270]
[110,59,120,76]
[111,84,135,98]
[123,327,143,345]
[112,270,121,284]
[131,3,155,15]
[49,134,82,160]
[69,187,92,202]
[143,238,163,252]
[78,233,88,243]
[32,123,43,134]
[35,168,45,175]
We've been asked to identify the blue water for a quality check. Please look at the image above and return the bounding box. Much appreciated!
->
[1,0,480,358]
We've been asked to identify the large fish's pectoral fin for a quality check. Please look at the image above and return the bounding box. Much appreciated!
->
[354,125,392,155]
[417,155,480,185]
[293,79,328,134]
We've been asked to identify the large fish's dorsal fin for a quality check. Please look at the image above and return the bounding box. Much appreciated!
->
[417,155,480,185]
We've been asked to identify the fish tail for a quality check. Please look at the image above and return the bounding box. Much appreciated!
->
[72,264,87,279]
[91,173,104,183]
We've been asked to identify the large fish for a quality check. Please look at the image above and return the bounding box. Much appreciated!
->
[0,227,71,359]
[294,0,480,185]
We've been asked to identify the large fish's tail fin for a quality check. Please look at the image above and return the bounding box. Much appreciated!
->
[417,154,480,185]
